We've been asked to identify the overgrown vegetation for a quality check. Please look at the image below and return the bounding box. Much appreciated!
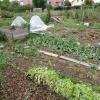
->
[0,1,34,12]
[26,67,100,100]
[0,10,14,18]
[64,7,100,22]
[33,0,46,11]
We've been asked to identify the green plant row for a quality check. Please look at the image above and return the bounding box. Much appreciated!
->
[30,34,99,64]
[26,67,100,100]
[0,52,6,70]
[0,52,6,90]
[14,44,38,56]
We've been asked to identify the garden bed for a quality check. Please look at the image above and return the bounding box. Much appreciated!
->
[53,28,100,45]
[1,67,65,100]
[7,55,100,86]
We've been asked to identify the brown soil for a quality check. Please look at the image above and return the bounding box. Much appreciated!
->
[7,55,100,85]
[1,66,65,100]
[53,28,100,45]
[1,53,100,100]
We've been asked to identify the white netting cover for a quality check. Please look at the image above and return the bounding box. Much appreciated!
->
[30,16,50,33]
[11,16,27,27]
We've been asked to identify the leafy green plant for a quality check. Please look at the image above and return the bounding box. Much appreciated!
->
[0,53,6,70]
[33,0,46,11]
[15,44,38,56]
[87,71,94,79]
[0,52,6,90]
[30,34,99,64]
[26,67,100,100]
[0,10,14,18]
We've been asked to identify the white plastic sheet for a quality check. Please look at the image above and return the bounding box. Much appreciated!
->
[30,16,54,33]
[93,0,100,3]
[11,16,27,27]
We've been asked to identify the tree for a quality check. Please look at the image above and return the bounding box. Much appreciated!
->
[33,0,46,10]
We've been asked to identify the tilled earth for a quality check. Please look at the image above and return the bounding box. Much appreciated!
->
[1,67,65,100]
[1,53,100,100]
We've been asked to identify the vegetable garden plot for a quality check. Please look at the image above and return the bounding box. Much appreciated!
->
[29,34,100,65]
[26,67,100,100]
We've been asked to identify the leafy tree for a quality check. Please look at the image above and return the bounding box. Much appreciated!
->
[33,0,46,11]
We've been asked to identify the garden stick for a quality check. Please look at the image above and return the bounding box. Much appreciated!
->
[39,50,58,57]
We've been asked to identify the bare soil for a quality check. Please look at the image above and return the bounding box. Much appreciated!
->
[7,55,100,85]
[1,47,100,99]
[1,66,65,100]
[53,27,100,45]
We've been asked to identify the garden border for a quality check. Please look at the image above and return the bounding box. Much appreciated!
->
[39,50,100,70]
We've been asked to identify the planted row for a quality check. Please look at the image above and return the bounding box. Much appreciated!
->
[0,52,6,90]
[15,44,38,56]
[26,67,100,100]
[30,34,99,63]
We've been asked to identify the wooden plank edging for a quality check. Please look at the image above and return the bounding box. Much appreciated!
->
[38,50,100,70]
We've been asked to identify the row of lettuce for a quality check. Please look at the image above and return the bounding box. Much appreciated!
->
[26,67,100,100]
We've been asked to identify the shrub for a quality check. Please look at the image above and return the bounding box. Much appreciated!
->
[64,0,71,6]
[19,5,34,12]
[26,67,100,100]
[8,1,20,12]
[33,0,46,10]
[0,0,10,10]
[0,10,14,18]
[85,0,93,6]
[0,1,34,12]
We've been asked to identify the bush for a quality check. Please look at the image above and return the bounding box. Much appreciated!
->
[85,0,93,6]
[0,1,34,12]
[64,0,71,6]
[0,10,14,18]
[19,4,34,12]
[26,67,100,100]
[8,1,20,12]
[33,0,46,10]
[0,53,6,70]
[0,0,10,10]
